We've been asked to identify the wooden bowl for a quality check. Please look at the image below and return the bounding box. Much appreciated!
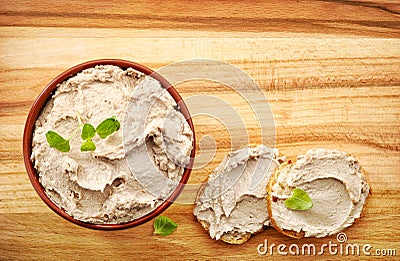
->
[23,59,195,230]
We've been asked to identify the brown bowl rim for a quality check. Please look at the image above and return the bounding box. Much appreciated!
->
[22,59,196,230]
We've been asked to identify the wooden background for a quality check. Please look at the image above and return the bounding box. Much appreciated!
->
[1,0,399,260]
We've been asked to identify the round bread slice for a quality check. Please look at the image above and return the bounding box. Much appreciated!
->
[194,145,282,244]
[267,148,370,238]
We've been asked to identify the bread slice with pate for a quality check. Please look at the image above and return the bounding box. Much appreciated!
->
[193,145,282,244]
[267,148,370,238]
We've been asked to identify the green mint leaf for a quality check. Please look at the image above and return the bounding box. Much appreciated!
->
[80,139,96,152]
[96,117,120,139]
[45,131,70,152]
[153,216,178,236]
[81,123,96,140]
[285,188,313,211]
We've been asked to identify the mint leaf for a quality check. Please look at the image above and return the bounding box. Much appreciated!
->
[45,131,70,152]
[81,123,96,140]
[96,117,120,139]
[153,216,178,236]
[285,188,313,211]
[80,139,96,152]
[45,116,120,153]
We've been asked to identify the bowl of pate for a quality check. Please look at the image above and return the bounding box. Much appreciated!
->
[23,59,195,230]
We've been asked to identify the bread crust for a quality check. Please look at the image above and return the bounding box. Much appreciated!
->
[266,157,305,239]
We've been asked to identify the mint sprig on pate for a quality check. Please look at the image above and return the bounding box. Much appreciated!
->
[45,114,120,153]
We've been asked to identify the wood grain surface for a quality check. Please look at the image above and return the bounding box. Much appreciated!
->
[1,0,400,260]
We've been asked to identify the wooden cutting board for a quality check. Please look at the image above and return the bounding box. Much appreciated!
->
[1,0,399,260]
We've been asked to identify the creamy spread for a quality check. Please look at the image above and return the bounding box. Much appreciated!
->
[270,148,370,238]
[31,65,193,224]
[193,145,280,240]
